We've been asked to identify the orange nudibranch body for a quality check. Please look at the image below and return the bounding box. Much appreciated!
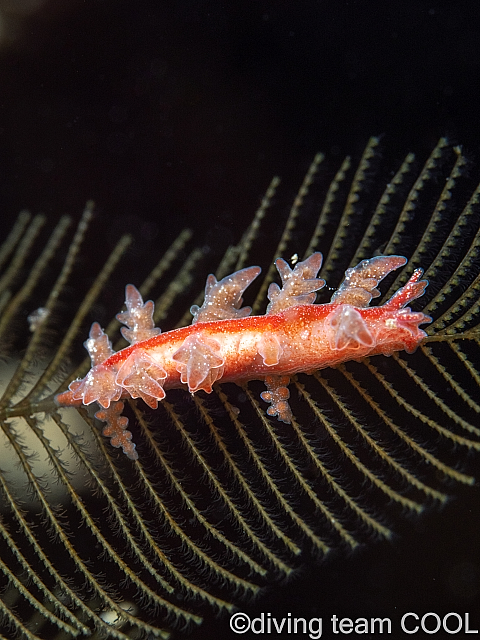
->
[83,301,426,389]
[56,252,431,460]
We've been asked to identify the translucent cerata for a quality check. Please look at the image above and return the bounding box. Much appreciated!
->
[55,252,431,460]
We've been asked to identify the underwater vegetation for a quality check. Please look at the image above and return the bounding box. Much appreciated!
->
[0,137,479,638]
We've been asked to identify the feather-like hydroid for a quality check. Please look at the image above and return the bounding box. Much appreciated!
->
[0,138,478,638]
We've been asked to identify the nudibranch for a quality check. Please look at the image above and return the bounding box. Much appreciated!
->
[55,253,431,460]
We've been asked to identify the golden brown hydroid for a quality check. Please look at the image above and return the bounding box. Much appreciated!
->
[0,137,478,638]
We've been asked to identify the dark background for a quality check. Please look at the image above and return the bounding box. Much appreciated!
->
[0,1,478,638]
[2,1,480,239]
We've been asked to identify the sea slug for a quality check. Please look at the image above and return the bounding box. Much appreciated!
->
[56,252,431,460]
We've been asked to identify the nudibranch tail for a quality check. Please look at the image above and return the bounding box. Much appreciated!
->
[55,322,120,407]
[56,251,432,459]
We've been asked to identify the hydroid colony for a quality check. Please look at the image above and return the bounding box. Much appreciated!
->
[0,137,479,638]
